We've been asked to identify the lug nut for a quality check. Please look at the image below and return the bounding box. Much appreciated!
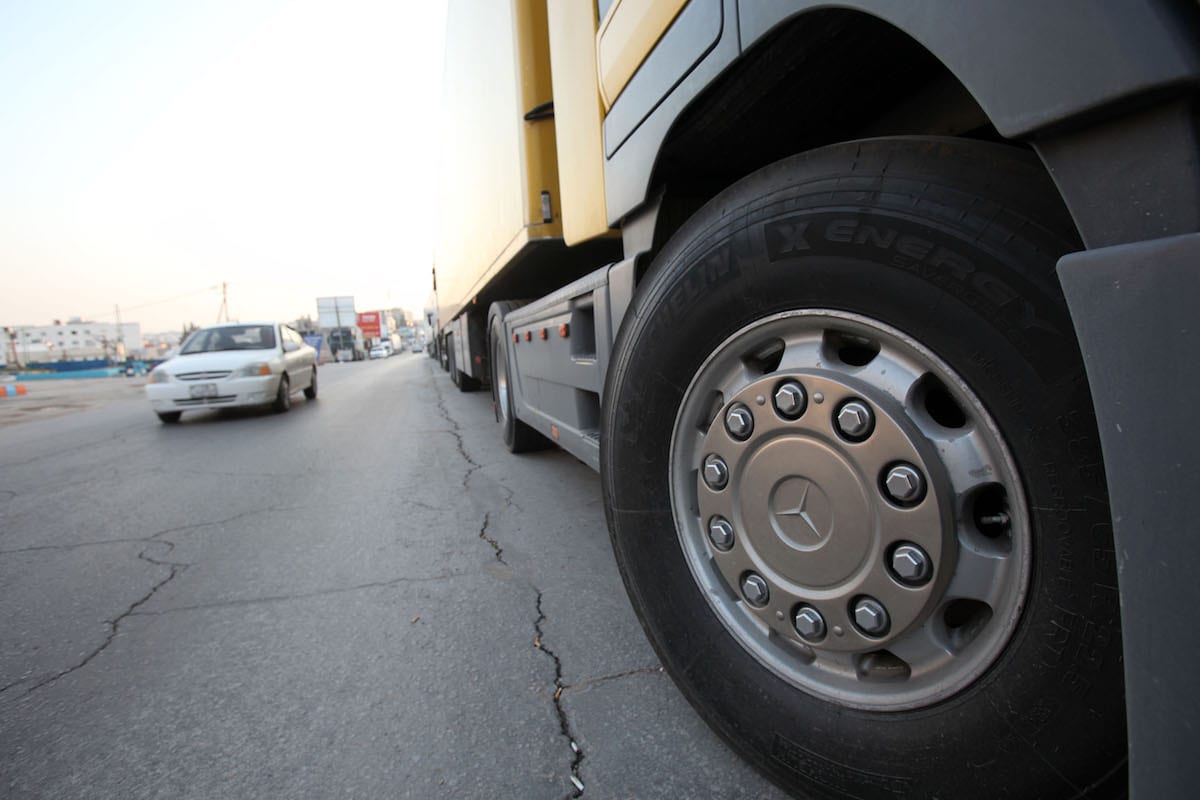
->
[725,403,754,440]
[708,517,735,551]
[773,381,807,419]
[741,574,770,607]
[890,543,932,585]
[793,606,826,641]
[836,400,874,439]
[702,455,729,490]
[852,597,890,636]
[884,464,925,504]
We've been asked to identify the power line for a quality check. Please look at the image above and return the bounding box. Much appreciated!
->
[80,286,220,321]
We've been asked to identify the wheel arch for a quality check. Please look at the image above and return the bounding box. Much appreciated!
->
[614,2,1200,271]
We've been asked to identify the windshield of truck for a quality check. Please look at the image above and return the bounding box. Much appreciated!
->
[180,325,277,354]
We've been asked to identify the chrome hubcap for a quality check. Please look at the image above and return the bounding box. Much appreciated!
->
[670,311,1030,710]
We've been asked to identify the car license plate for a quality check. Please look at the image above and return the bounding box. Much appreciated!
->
[188,383,218,398]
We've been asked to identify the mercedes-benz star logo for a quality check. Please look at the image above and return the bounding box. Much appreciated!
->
[774,480,827,542]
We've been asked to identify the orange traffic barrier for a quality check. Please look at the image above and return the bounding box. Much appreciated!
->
[2,384,27,397]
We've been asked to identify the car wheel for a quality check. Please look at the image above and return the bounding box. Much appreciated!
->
[273,374,291,413]
[489,303,547,452]
[156,411,182,424]
[304,367,318,400]
[601,138,1124,799]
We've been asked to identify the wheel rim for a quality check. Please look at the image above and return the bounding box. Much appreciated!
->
[669,310,1030,710]
[495,340,511,425]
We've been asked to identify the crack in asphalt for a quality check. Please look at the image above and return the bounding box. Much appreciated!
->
[431,362,585,796]
[478,511,505,564]
[0,537,156,556]
[563,665,665,693]
[2,369,503,707]
[534,590,586,799]
[495,478,524,515]
[3,504,316,557]
[30,465,159,496]
[0,539,189,700]
[131,571,466,616]
[430,367,481,491]
[0,504,310,699]
[148,505,305,540]
[0,421,147,469]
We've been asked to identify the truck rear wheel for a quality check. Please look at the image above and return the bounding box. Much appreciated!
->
[447,332,480,392]
[601,138,1125,799]
[447,333,459,385]
[489,303,547,452]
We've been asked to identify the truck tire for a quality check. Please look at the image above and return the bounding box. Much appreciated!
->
[447,333,460,387]
[601,138,1125,799]
[489,303,548,452]
[448,331,480,392]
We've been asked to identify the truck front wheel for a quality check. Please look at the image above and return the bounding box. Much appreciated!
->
[601,138,1125,799]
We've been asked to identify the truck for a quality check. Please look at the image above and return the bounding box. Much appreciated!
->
[317,297,368,361]
[433,3,1200,798]
[327,326,365,362]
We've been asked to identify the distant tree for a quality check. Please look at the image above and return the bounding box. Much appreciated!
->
[180,322,199,345]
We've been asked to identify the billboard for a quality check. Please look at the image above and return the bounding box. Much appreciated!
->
[316,296,355,329]
[301,333,324,360]
[357,311,382,338]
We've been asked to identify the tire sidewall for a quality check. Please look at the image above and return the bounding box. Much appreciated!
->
[276,375,290,412]
[490,317,517,448]
[602,142,1122,797]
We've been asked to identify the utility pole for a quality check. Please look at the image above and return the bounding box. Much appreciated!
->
[4,327,19,369]
[114,304,124,362]
[333,302,343,362]
[216,282,229,323]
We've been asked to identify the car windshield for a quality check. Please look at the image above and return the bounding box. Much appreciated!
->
[180,325,277,354]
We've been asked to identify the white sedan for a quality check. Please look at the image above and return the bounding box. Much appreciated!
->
[145,322,317,423]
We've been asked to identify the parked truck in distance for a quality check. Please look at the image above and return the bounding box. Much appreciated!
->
[433,2,1199,798]
[316,296,366,361]
[327,326,365,362]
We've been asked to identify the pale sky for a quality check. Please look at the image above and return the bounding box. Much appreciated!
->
[0,0,447,333]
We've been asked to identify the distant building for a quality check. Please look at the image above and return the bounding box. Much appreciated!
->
[6,318,142,365]
[141,331,182,358]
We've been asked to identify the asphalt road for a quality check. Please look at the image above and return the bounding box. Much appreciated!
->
[0,356,790,799]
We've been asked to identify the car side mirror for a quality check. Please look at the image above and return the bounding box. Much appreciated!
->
[283,341,300,353]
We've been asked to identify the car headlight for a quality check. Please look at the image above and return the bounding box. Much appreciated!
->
[234,362,273,377]
[148,369,172,384]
